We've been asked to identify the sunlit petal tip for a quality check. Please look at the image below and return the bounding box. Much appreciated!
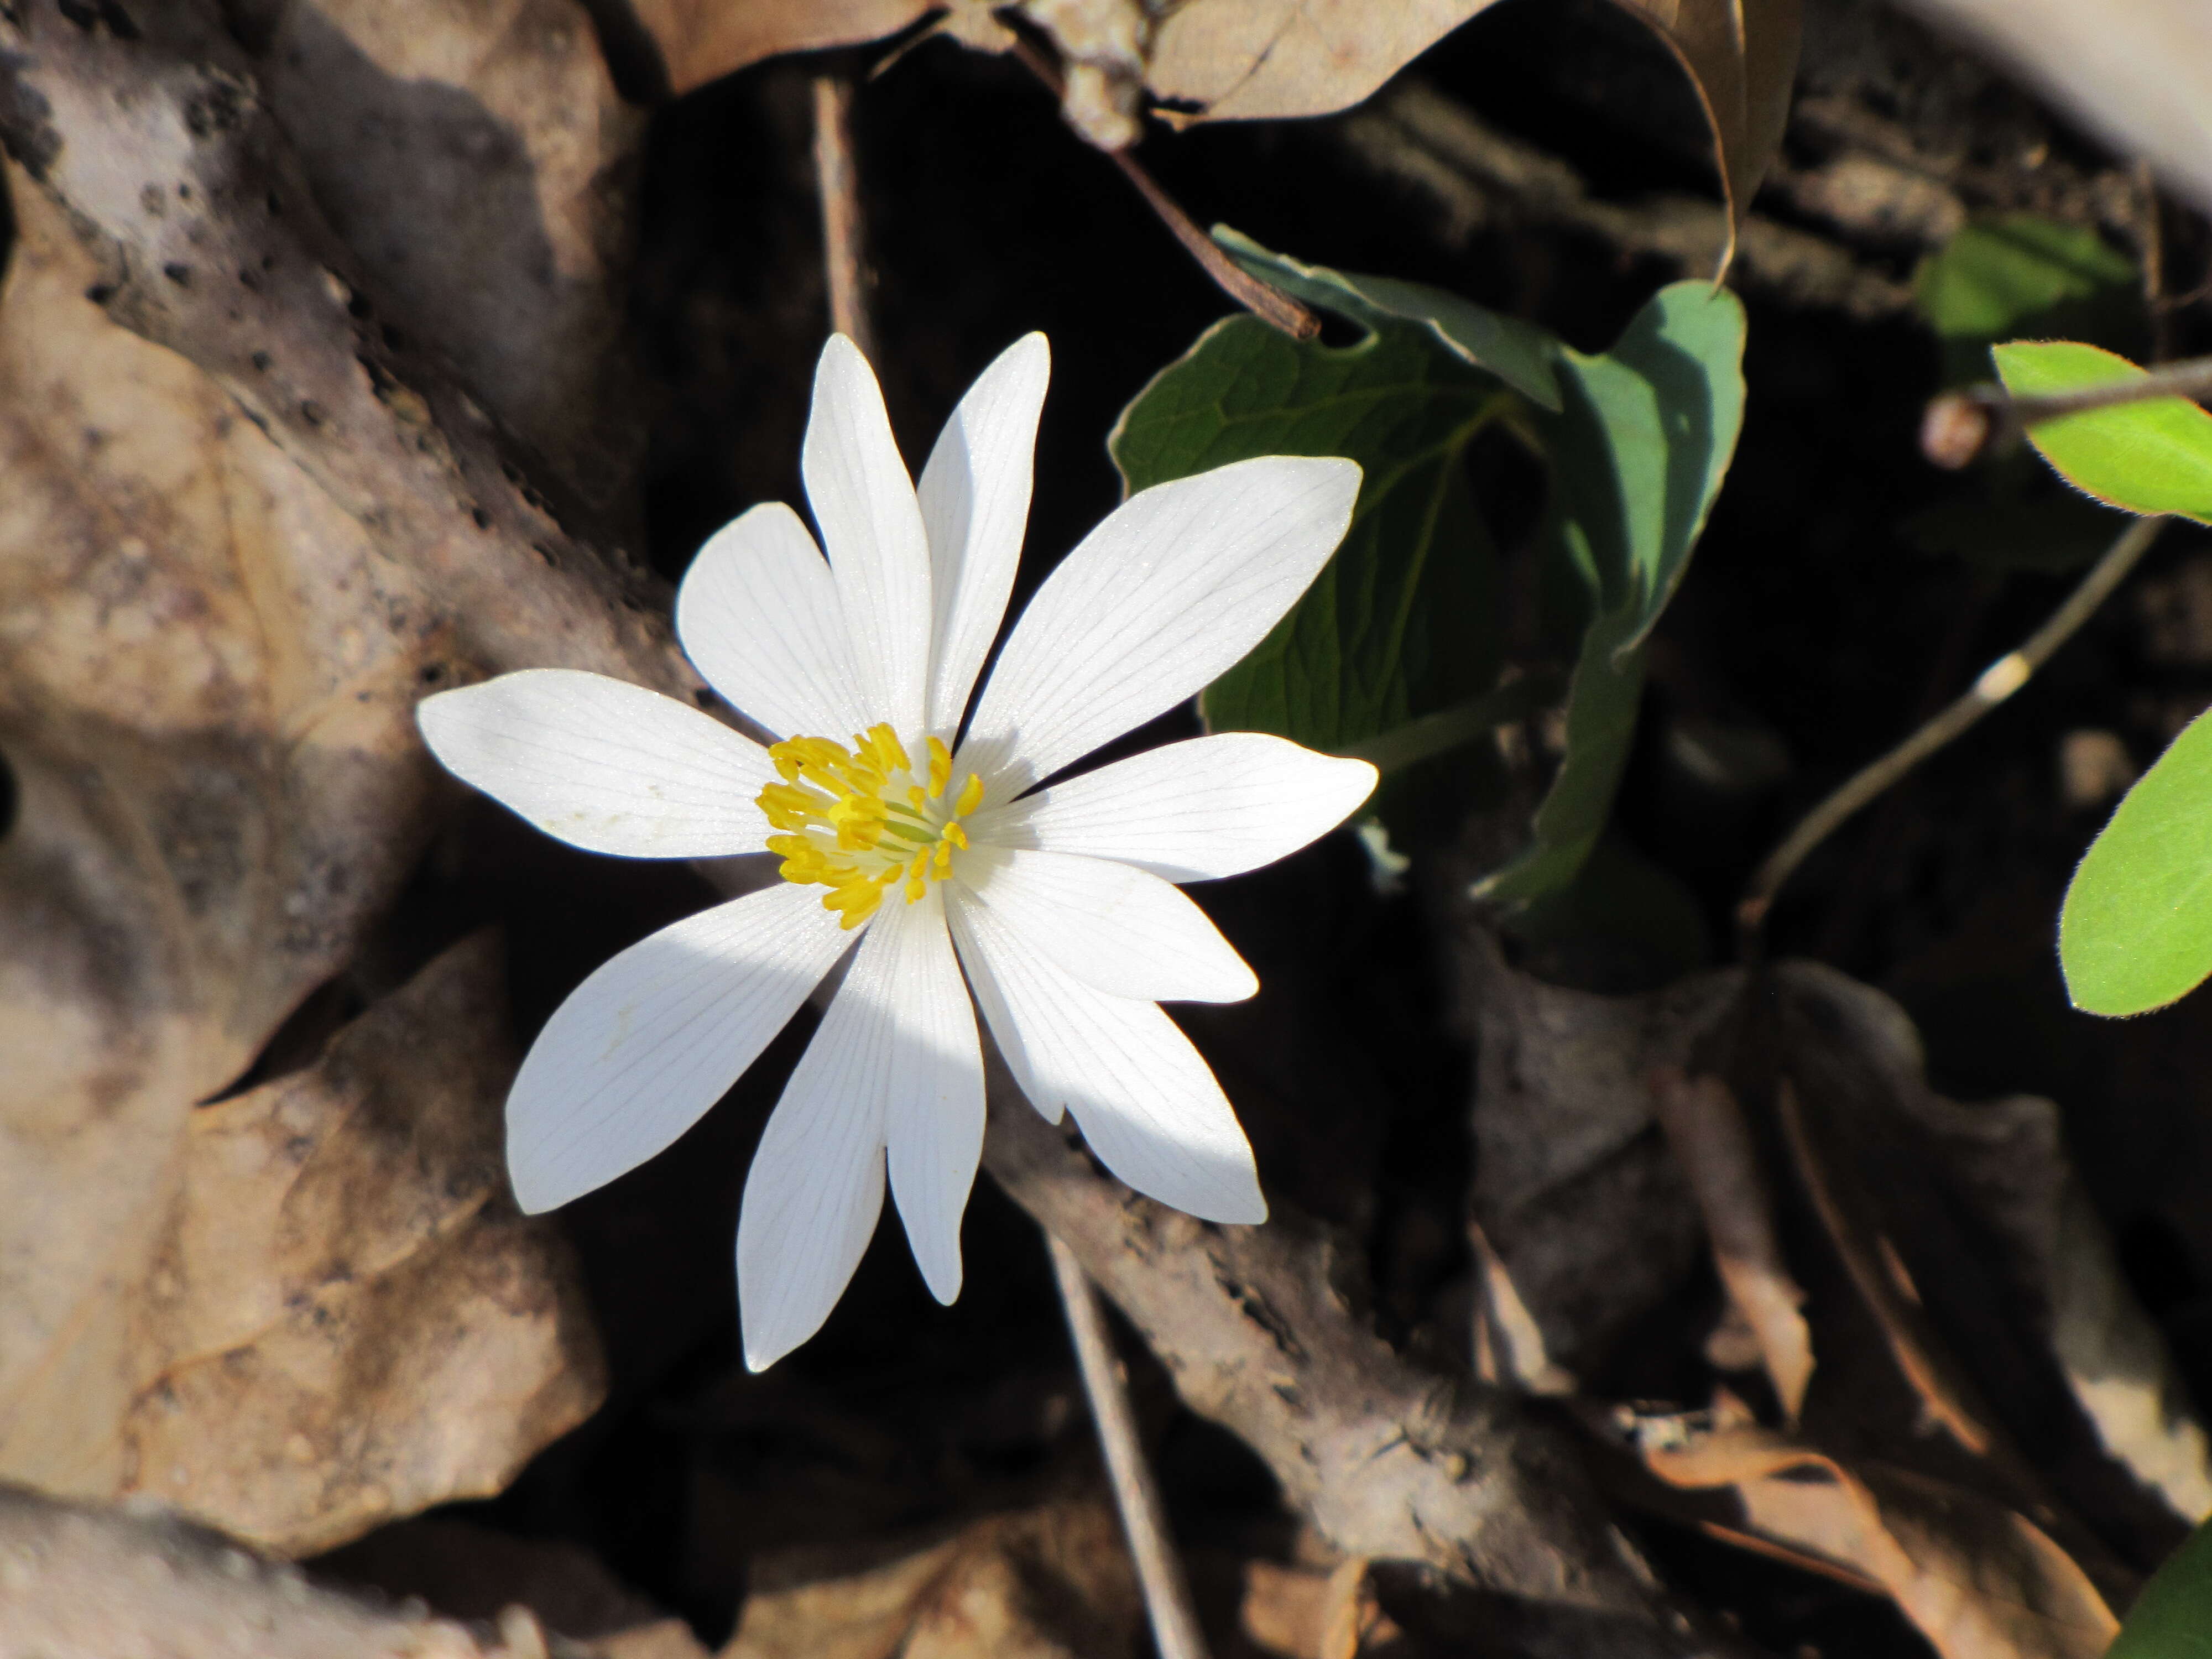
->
[803,334,932,736]
[959,453,1373,789]
[675,502,869,742]
[948,892,1271,1227]
[957,848,1260,1004]
[970,733,1381,885]
[417,669,776,860]
[919,331,1052,736]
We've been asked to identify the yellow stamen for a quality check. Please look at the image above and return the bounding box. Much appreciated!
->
[759,724,984,928]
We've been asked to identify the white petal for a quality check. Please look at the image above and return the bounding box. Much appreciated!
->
[877,889,986,1305]
[947,893,1267,1224]
[507,883,847,1213]
[959,456,1360,796]
[956,847,1256,1003]
[419,669,775,858]
[738,889,984,1369]
[801,334,932,737]
[917,332,1049,738]
[676,502,872,742]
[969,732,1378,883]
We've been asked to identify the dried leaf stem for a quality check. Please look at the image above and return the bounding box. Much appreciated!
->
[811,71,877,361]
[1006,35,1318,340]
[1046,1233,1213,1659]
[1737,513,2166,955]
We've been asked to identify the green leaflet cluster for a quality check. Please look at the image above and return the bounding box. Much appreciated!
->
[1984,338,2212,1022]
[1110,229,1746,908]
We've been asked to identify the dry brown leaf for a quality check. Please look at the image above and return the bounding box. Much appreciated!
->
[1145,1,1499,124]
[1454,927,1725,1382]
[0,1486,552,1658]
[615,0,929,97]
[316,1515,712,1658]
[237,0,647,504]
[1641,1423,2119,1659]
[720,1499,1142,1659]
[1648,1066,1814,1421]
[124,933,604,1552]
[0,161,599,1550]
[1875,1079,2212,1528]
[1606,0,1803,272]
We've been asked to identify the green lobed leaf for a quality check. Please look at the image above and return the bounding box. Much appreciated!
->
[1914,214,2136,345]
[1110,309,1517,759]
[1214,225,1562,410]
[2105,1514,2212,1659]
[1994,341,2212,524]
[1479,280,1747,902]
[2060,708,2212,1016]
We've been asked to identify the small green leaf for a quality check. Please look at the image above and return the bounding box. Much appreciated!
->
[1994,341,2212,524]
[2106,1515,2212,1659]
[1915,214,2136,344]
[1480,281,1747,902]
[1214,225,1562,410]
[1111,311,1515,758]
[2061,708,2212,1016]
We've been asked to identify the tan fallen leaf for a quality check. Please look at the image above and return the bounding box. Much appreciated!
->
[123,933,604,1553]
[1648,1066,1814,1421]
[317,1515,712,1659]
[1609,0,1803,272]
[0,141,599,1549]
[0,1486,549,1658]
[615,0,930,96]
[721,1499,1142,1659]
[1145,1,1498,123]
[1640,1422,2118,1659]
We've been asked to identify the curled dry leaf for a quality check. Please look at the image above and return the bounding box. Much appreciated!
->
[1647,1066,1814,1421]
[721,1498,1141,1659]
[1636,1421,2119,1659]
[1607,0,1804,271]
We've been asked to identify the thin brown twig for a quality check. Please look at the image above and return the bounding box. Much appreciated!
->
[1046,1233,1214,1659]
[1005,34,1318,340]
[1737,514,2166,959]
[1926,353,2212,468]
[811,71,875,361]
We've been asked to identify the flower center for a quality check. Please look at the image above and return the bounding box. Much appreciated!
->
[759,723,984,928]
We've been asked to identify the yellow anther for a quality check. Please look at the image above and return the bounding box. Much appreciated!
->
[760,725,983,926]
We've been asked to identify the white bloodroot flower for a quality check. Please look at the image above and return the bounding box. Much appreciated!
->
[418,333,1375,1369]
